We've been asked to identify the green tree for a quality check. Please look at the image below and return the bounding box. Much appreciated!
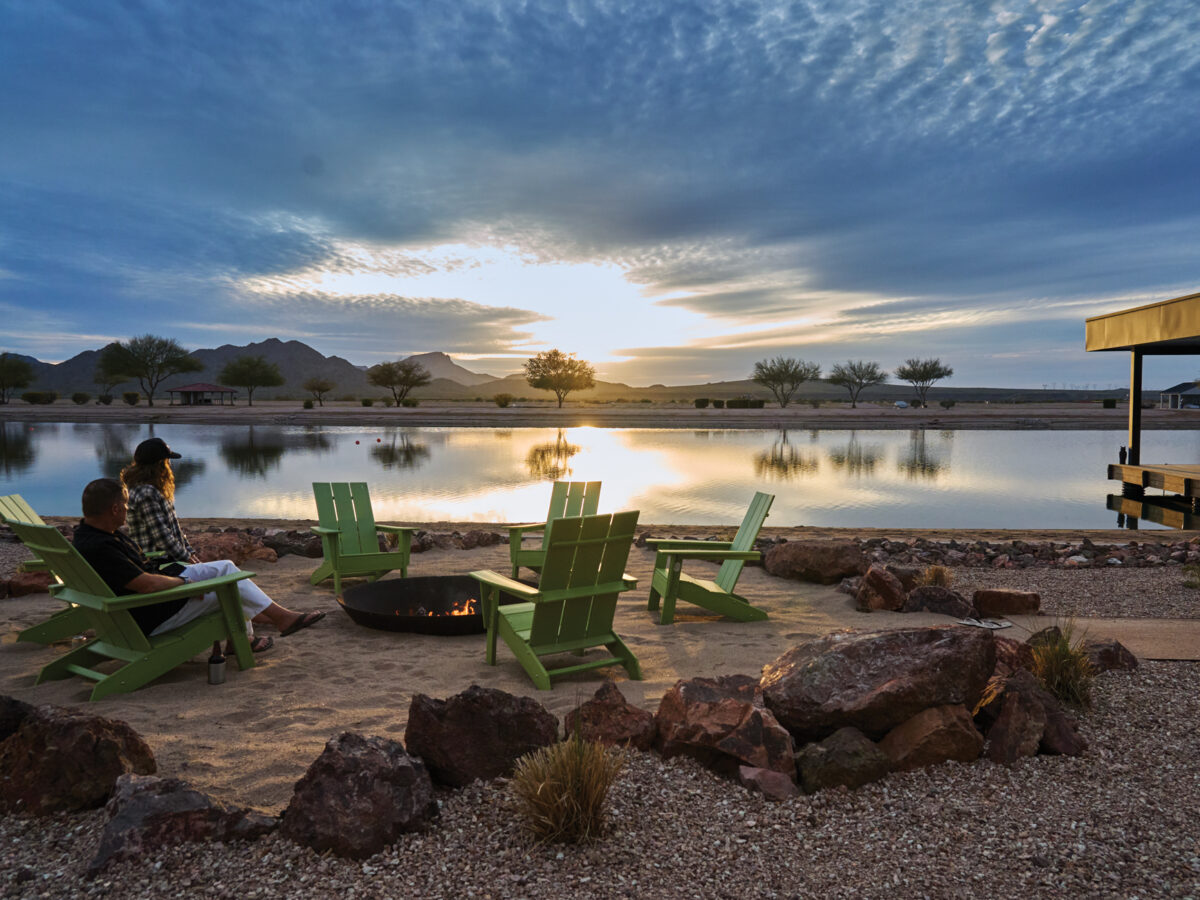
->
[96,335,202,407]
[750,356,821,408]
[366,359,432,404]
[0,352,34,404]
[893,357,954,408]
[218,355,284,406]
[524,349,596,408]
[302,376,335,406]
[828,360,889,408]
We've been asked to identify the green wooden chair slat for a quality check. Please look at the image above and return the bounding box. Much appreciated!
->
[0,493,94,644]
[647,491,774,624]
[5,520,256,701]
[472,510,640,690]
[507,480,602,579]
[310,482,417,595]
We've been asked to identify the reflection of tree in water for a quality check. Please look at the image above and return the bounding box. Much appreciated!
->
[754,431,820,480]
[219,428,286,478]
[371,435,431,470]
[526,430,581,480]
[898,429,948,481]
[827,432,882,476]
[91,425,140,477]
[0,423,35,476]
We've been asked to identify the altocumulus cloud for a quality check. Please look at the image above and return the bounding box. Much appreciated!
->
[0,0,1198,384]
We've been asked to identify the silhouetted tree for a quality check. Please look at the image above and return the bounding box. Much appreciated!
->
[751,357,821,408]
[96,335,202,407]
[828,360,888,408]
[894,358,954,408]
[218,355,284,406]
[0,352,34,404]
[302,376,335,406]
[524,349,595,408]
[367,360,432,403]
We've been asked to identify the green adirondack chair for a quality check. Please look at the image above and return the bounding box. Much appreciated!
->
[508,480,602,579]
[310,482,419,595]
[472,510,641,690]
[5,520,256,701]
[0,493,81,644]
[646,491,775,625]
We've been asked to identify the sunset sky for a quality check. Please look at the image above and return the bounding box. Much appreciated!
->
[2,1,1198,388]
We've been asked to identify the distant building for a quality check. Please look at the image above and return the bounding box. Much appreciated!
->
[1158,381,1200,409]
[168,383,238,406]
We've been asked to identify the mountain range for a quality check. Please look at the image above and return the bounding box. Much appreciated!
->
[8,339,1125,404]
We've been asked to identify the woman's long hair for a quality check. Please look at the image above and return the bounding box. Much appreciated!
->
[120,459,175,502]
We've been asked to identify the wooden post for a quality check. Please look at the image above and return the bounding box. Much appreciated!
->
[1127,349,1142,466]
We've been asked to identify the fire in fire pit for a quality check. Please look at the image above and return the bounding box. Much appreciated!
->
[338,575,489,635]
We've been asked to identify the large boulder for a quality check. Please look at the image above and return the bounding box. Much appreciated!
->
[404,685,558,787]
[5,571,55,597]
[0,706,155,814]
[0,695,35,744]
[262,530,323,559]
[655,676,794,779]
[794,726,893,794]
[879,705,984,771]
[763,541,866,584]
[189,532,278,566]
[993,636,1035,676]
[760,627,996,743]
[89,774,277,875]
[855,565,907,612]
[902,586,976,619]
[281,732,437,859]
[564,682,656,751]
[1083,638,1138,672]
[973,589,1040,616]
[982,687,1046,765]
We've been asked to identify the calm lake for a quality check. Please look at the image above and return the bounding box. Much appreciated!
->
[1,422,1194,529]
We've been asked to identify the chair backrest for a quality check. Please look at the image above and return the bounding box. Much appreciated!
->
[313,482,379,555]
[546,481,602,523]
[5,519,151,650]
[714,491,774,592]
[528,510,639,648]
[0,494,45,526]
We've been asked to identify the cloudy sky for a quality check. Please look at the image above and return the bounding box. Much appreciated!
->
[2,0,1199,388]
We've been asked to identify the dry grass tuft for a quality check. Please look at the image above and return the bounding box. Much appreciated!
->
[510,731,626,844]
[914,564,953,588]
[1182,563,1200,589]
[1031,622,1094,709]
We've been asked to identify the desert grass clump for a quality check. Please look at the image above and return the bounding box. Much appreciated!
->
[1031,623,1094,709]
[1182,563,1200,589]
[510,731,626,844]
[914,564,953,588]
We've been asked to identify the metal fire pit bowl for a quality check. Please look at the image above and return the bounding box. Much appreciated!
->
[338,575,485,636]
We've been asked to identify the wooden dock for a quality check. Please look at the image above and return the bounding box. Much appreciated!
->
[1108,463,1200,498]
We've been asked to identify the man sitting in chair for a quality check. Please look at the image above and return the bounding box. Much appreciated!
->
[73,478,325,653]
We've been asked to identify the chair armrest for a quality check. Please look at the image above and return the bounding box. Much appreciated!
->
[506,522,544,535]
[657,549,761,562]
[311,526,340,536]
[470,569,541,599]
[645,538,734,551]
[17,559,49,573]
[621,573,638,591]
[54,571,257,611]
[377,525,420,534]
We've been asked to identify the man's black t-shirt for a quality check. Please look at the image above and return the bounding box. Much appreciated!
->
[72,521,188,635]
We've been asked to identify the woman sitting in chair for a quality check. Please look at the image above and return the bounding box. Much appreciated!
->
[120,437,199,563]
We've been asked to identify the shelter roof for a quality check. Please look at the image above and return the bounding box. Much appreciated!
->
[169,383,235,392]
[1160,381,1200,395]
[1086,291,1200,354]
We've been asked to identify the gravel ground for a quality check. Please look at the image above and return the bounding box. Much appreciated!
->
[951,567,1200,619]
[2,662,1198,899]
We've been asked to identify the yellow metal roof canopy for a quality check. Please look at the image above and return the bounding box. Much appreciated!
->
[1086,291,1200,354]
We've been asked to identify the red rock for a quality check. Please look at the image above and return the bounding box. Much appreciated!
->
[983,690,1045,765]
[404,685,558,788]
[976,669,1087,758]
[973,589,1040,616]
[1084,638,1138,672]
[760,626,996,743]
[655,677,794,778]
[879,705,984,771]
[794,726,892,794]
[763,541,866,584]
[189,532,278,566]
[993,635,1035,676]
[281,732,436,858]
[564,682,656,751]
[737,766,799,801]
[89,774,277,875]
[6,571,54,597]
[902,585,975,618]
[0,706,155,814]
[855,564,907,611]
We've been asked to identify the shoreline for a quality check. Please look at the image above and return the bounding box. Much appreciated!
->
[4,400,1198,430]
